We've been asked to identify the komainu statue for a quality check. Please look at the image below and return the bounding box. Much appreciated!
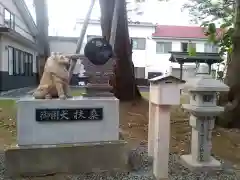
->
[33,52,72,99]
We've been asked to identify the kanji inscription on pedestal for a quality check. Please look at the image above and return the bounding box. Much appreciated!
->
[36,108,103,121]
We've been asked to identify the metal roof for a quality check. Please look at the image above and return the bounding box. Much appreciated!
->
[169,51,223,64]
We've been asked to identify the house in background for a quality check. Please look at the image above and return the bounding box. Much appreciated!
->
[151,25,219,80]
[0,0,40,91]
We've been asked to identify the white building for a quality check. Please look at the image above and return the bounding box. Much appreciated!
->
[0,0,40,91]
[49,20,219,82]
[152,25,219,79]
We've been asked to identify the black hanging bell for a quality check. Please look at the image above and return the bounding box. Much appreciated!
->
[84,37,113,65]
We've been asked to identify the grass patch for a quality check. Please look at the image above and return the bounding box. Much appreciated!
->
[71,89,86,96]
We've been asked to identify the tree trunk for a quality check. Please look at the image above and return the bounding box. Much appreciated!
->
[99,0,142,101]
[218,0,240,128]
[34,0,50,81]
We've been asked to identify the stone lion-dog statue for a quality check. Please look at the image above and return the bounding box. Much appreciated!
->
[33,52,72,100]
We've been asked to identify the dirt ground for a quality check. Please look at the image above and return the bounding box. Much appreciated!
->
[120,98,240,169]
[1,96,240,170]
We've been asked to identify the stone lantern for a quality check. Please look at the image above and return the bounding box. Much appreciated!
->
[180,64,229,170]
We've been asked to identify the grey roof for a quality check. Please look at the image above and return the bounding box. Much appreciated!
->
[149,75,186,83]
[13,0,38,36]
[183,74,229,92]
[169,51,223,64]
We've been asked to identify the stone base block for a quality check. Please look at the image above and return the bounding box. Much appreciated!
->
[85,84,113,97]
[5,140,128,178]
[180,154,221,171]
[17,97,119,146]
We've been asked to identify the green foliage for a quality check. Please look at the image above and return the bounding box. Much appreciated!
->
[188,42,197,56]
[182,0,234,25]
[182,0,234,55]
[202,22,234,55]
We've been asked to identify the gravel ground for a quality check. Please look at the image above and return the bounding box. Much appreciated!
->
[1,145,239,180]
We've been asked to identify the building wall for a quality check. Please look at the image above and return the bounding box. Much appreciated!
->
[0,0,35,42]
[0,35,38,91]
[0,0,39,91]
[148,38,207,76]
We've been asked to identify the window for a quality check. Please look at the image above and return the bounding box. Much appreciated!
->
[181,42,188,52]
[20,51,24,75]
[203,95,214,102]
[24,53,33,76]
[15,49,19,75]
[188,42,196,50]
[29,54,33,76]
[8,47,14,75]
[204,43,218,53]
[156,42,172,54]
[192,94,196,100]
[4,9,15,29]
[25,53,30,76]
[131,38,146,50]
[7,46,33,76]
[181,42,196,52]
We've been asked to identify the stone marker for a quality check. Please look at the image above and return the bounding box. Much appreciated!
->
[180,64,229,171]
[5,49,127,178]
[149,75,185,179]
[17,97,119,146]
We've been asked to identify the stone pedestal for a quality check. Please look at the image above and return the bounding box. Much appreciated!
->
[5,141,128,178]
[148,100,155,157]
[148,75,184,180]
[153,105,171,179]
[85,83,113,97]
[180,115,220,170]
[81,56,115,96]
[5,96,128,178]
[180,155,221,171]
[17,97,119,146]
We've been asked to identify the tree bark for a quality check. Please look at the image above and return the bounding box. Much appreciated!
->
[34,0,50,81]
[218,0,240,128]
[99,0,142,101]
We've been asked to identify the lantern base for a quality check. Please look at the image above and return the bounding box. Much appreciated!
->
[180,154,221,172]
